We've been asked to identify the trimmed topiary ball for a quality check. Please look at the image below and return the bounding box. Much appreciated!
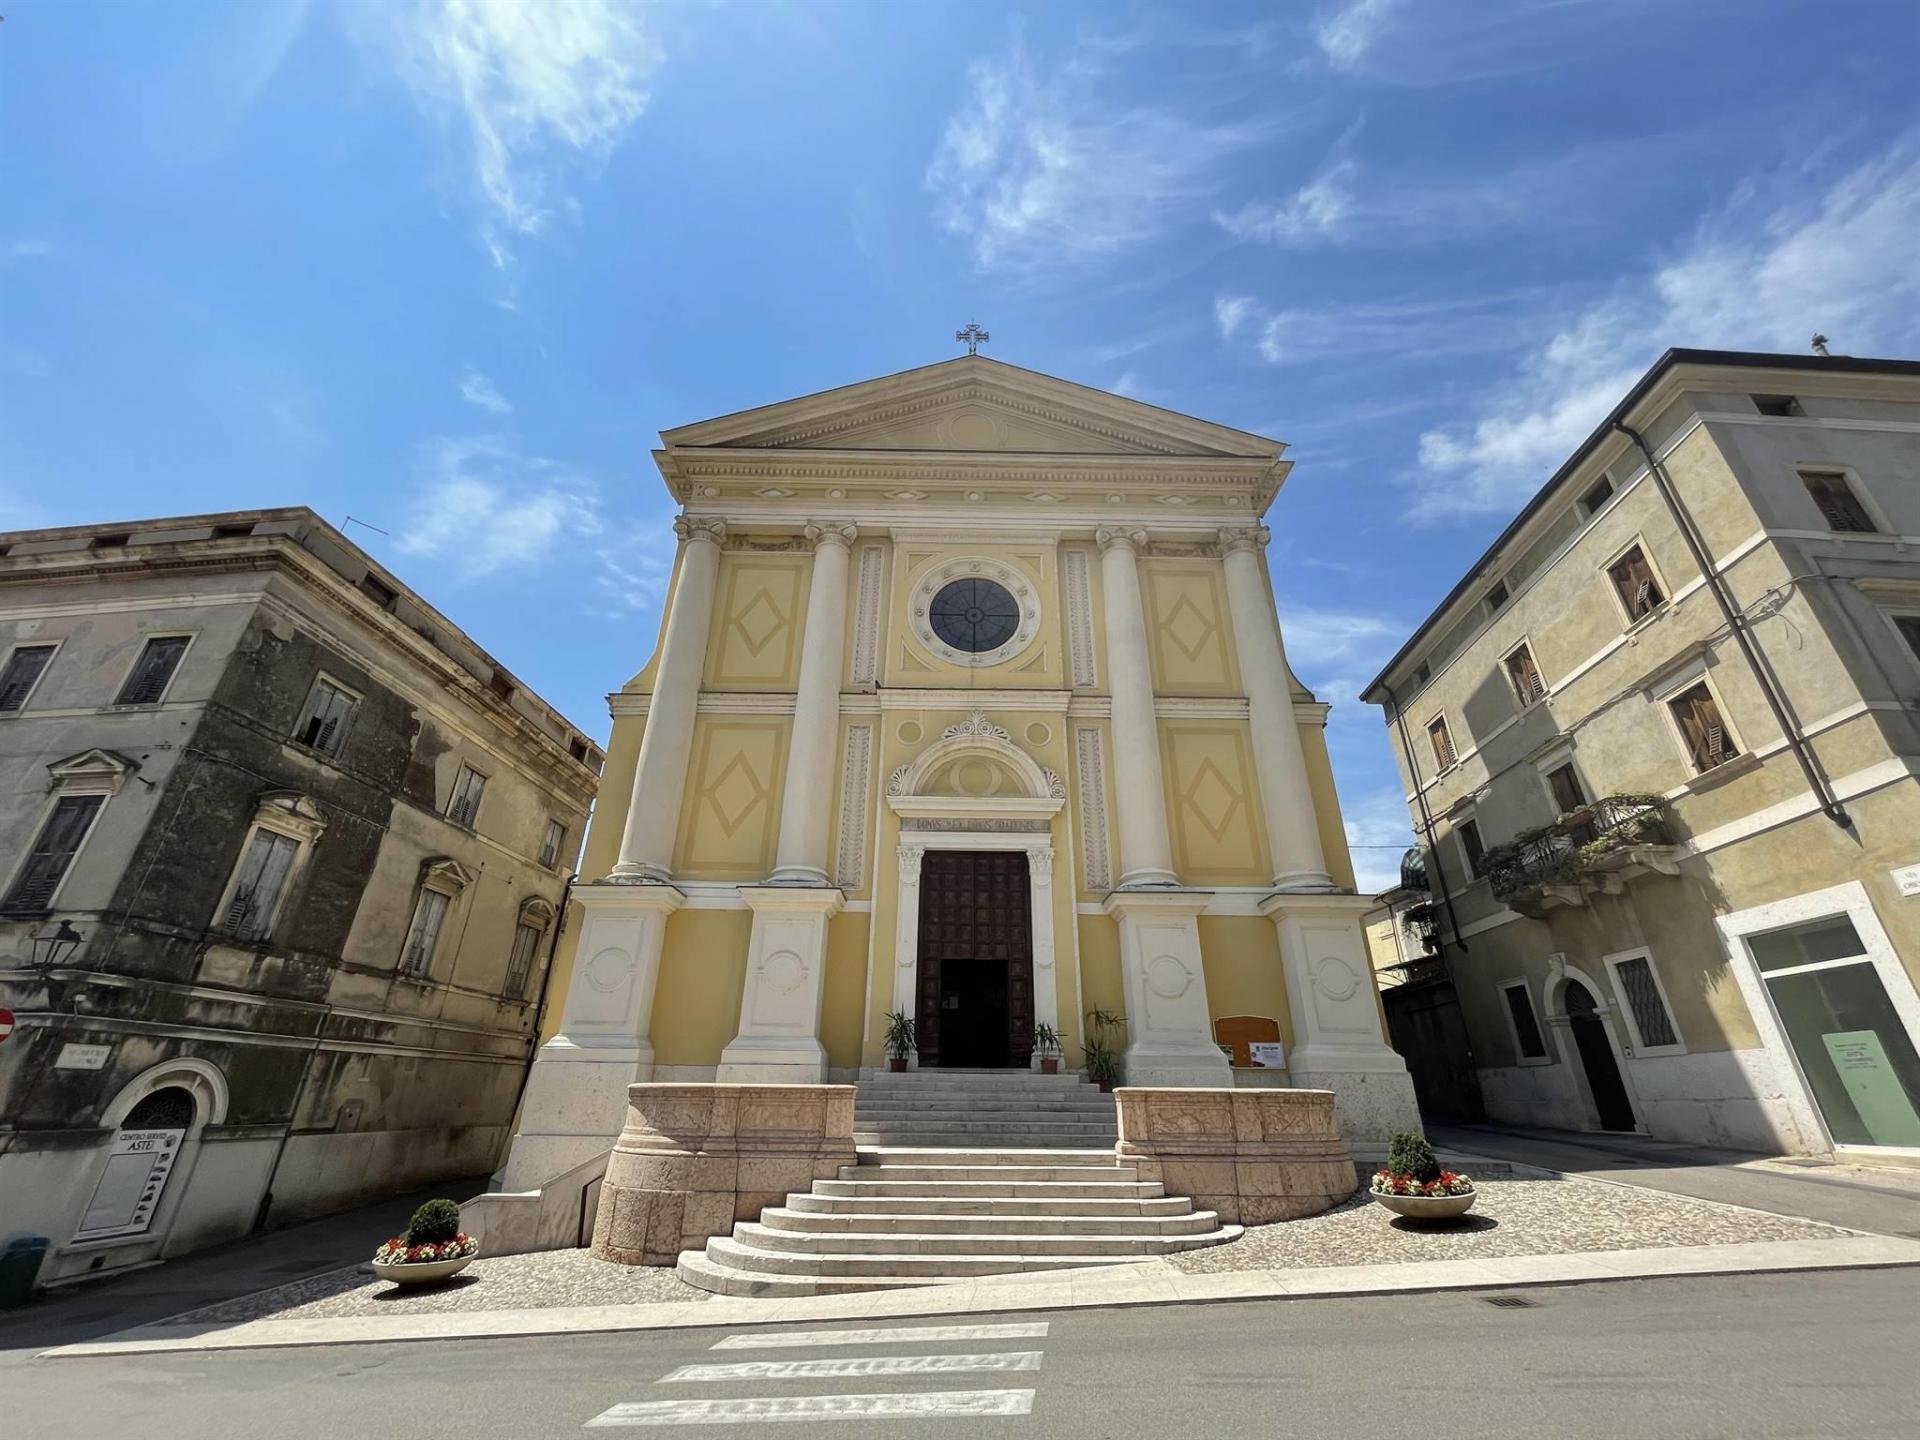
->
[406,1198,463,1245]
[1386,1132,1441,1183]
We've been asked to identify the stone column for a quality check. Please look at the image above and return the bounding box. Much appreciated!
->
[1026,843,1059,1070]
[610,515,726,883]
[769,522,857,885]
[1220,526,1336,891]
[890,844,925,1047]
[1096,527,1177,888]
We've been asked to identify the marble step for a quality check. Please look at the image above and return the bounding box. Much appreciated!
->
[853,1116,1118,1132]
[842,1163,1138,1183]
[755,1206,1220,1237]
[812,1177,1165,1200]
[855,1096,1116,1112]
[786,1191,1196,1218]
[854,1147,1119,1165]
[701,1234,1239,1279]
[675,1251,954,1298]
[731,1221,1228,1258]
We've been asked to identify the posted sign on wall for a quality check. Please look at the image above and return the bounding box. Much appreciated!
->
[73,1128,185,1242]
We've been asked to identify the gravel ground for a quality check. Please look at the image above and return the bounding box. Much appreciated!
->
[175,1249,709,1324]
[1171,1175,1852,1274]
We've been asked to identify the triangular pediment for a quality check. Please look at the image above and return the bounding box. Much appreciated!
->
[660,356,1281,460]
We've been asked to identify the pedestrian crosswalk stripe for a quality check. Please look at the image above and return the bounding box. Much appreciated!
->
[708,1322,1049,1351]
[585,1390,1038,1426]
[662,1352,1044,1383]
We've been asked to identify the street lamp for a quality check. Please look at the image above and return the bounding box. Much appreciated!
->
[31,919,84,969]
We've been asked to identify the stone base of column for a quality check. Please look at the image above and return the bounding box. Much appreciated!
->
[715,886,843,1085]
[1260,892,1422,1144]
[1105,889,1231,1088]
[495,883,682,1191]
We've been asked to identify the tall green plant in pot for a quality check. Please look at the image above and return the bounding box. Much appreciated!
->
[883,1009,916,1072]
[1082,1008,1126,1092]
[1032,1022,1065,1075]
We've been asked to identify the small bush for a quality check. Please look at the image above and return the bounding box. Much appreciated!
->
[406,1198,463,1244]
[1386,1132,1441,1183]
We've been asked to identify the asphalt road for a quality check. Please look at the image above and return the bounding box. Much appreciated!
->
[13,1267,1920,1439]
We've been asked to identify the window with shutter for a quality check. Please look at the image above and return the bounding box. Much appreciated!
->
[1427,716,1456,770]
[1504,645,1547,705]
[1612,955,1680,1049]
[219,829,301,941]
[446,766,487,828]
[1668,682,1739,773]
[1607,547,1665,623]
[115,636,191,705]
[504,921,542,998]
[1456,818,1487,876]
[399,889,451,977]
[2,794,106,915]
[0,645,56,712]
[294,678,357,757]
[1545,763,1588,814]
[539,819,565,869]
[1799,470,1877,533]
[1502,983,1548,1059]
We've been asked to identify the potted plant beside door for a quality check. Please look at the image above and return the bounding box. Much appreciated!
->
[1082,1008,1126,1092]
[884,1010,916,1072]
[1033,1022,1065,1075]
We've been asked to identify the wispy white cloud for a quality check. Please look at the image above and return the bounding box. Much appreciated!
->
[6,239,53,264]
[1414,138,1920,518]
[367,0,662,262]
[1219,291,1533,367]
[927,37,1263,273]
[1214,155,1356,246]
[459,368,513,413]
[597,539,673,618]
[1214,295,1258,340]
[1280,604,1402,668]
[1314,0,1407,72]
[398,436,602,580]
[1341,784,1418,894]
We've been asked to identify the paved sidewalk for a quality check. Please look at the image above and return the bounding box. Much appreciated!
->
[41,1234,1920,1358]
[1431,1124,1920,1236]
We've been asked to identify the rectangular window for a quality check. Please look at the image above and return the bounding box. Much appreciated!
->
[1484,580,1510,613]
[0,644,56,712]
[2,793,106,915]
[1502,982,1548,1060]
[399,889,451,978]
[1610,953,1680,1050]
[293,677,357,757]
[1752,394,1803,417]
[1427,715,1456,770]
[1607,546,1665,623]
[1456,818,1487,876]
[1579,476,1615,518]
[504,921,542,999]
[1545,762,1589,815]
[1668,681,1740,773]
[446,765,487,828]
[219,829,301,942]
[1503,644,1547,706]
[539,819,565,869]
[1799,470,1877,534]
[115,636,190,705]
[1896,616,1920,664]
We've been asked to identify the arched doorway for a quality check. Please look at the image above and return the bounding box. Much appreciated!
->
[1565,980,1636,1131]
[74,1086,196,1242]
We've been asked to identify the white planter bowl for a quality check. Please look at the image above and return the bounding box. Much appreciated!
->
[371,1253,477,1286]
[1372,1189,1476,1221]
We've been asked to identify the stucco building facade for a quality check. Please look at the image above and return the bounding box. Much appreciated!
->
[1363,350,1920,1157]
[500,356,1416,1193]
[0,510,600,1284]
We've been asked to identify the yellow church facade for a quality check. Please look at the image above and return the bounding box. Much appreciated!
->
[501,356,1416,1190]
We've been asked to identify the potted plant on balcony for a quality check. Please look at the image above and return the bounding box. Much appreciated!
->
[883,1009,916,1072]
[1033,1022,1064,1074]
[1370,1132,1476,1221]
[371,1199,480,1286]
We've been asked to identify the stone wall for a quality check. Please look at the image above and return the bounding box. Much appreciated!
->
[591,1083,856,1266]
[1114,1086,1354,1226]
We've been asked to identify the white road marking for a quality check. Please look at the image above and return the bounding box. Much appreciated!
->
[662,1352,1044,1383]
[708,1322,1049,1350]
[585,1390,1037,1426]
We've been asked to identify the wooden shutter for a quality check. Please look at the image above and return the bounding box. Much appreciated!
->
[3,794,105,914]
[0,646,54,712]
[117,637,188,705]
[1803,472,1875,533]
[1428,718,1455,769]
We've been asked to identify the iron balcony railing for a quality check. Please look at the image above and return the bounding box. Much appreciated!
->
[1484,794,1674,903]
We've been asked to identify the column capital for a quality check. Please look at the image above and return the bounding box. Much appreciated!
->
[1095,526,1149,555]
[674,514,728,546]
[802,521,858,551]
[896,843,925,882]
[1218,525,1272,557]
[1026,844,1055,886]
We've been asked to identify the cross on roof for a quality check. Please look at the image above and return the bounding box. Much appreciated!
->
[955,321,989,356]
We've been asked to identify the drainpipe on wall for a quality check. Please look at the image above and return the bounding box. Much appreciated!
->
[1379,679,1469,959]
[1610,420,1851,830]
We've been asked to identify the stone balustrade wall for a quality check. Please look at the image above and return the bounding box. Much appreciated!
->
[1114,1087,1355,1225]
[590,1083,857,1267]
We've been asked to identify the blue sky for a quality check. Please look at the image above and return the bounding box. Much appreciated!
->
[4,1,1919,888]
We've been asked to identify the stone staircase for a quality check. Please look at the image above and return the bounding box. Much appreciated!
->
[676,1069,1243,1297]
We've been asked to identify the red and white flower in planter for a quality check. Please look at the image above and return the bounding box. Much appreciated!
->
[371,1199,481,1286]
[1370,1133,1477,1220]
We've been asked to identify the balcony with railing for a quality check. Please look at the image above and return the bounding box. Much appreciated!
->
[1483,794,1682,918]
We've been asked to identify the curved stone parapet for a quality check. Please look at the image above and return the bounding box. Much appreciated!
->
[1113,1087,1355,1226]
[591,1083,857,1266]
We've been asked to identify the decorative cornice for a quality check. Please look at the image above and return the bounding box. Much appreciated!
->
[943,709,1012,743]
[746,384,1183,456]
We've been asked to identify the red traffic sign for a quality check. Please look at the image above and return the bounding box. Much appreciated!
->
[0,1008,13,1043]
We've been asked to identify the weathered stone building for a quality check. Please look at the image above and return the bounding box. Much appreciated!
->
[0,510,600,1285]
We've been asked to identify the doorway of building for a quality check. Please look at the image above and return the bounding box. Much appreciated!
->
[916,849,1034,1068]
[1565,979,1636,1131]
